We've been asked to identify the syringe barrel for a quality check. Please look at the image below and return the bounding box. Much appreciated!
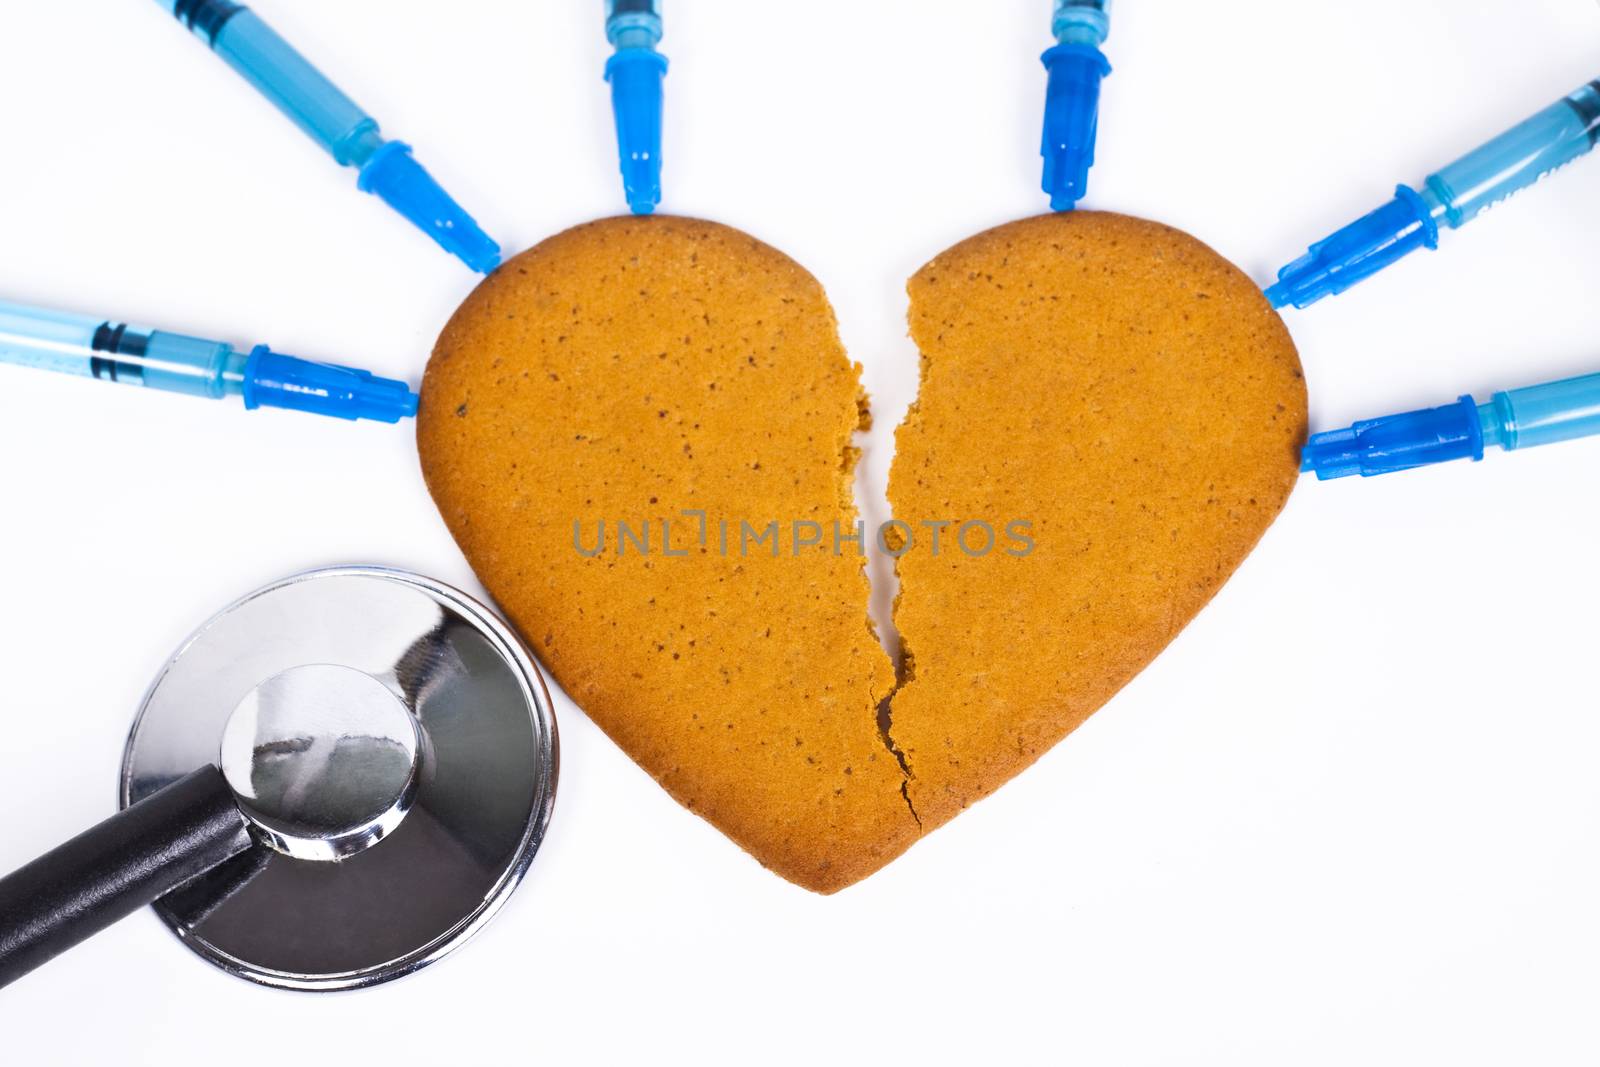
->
[0,303,113,379]
[190,5,382,167]
[606,0,663,49]
[0,301,240,399]
[1426,80,1600,229]
[1053,0,1111,45]
[1487,371,1600,452]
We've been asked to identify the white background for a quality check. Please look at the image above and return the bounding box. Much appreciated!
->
[2,0,1600,1062]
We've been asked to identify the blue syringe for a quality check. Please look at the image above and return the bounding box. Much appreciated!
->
[605,0,668,216]
[1041,0,1113,212]
[156,0,501,274]
[1268,78,1600,309]
[1302,370,1600,480]
[0,300,417,424]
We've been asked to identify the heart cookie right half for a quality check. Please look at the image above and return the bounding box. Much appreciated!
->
[885,212,1306,833]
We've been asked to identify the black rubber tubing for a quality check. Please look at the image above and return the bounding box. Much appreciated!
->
[0,765,253,990]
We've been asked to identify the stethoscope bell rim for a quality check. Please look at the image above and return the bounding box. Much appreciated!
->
[118,566,558,992]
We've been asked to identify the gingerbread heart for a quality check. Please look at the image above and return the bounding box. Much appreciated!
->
[418,213,1305,892]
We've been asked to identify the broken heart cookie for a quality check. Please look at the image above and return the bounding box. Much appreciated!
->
[418,212,1306,893]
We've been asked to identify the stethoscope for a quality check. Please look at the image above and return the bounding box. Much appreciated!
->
[0,567,557,992]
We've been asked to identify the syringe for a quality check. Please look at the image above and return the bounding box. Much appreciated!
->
[155,0,501,274]
[1268,78,1600,309]
[605,0,668,216]
[0,300,417,423]
[1301,369,1600,480]
[1041,0,1113,212]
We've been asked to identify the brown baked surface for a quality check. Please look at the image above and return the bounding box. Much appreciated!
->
[887,212,1306,830]
[418,211,1306,892]
[418,216,919,892]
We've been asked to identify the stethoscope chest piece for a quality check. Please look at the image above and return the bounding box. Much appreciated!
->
[107,566,558,991]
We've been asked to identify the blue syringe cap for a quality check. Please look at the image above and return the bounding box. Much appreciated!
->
[357,142,503,275]
[242,346,419,424]
[605,48,669,216]
[1040,43,1111,212]
[1301,394,1483,480]
[1265,186,1439,309]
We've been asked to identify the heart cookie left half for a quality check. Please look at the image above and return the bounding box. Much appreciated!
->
[418,217,921,892]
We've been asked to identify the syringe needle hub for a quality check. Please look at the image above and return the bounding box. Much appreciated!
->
[605,0,668,216]
[358,143,502,275]
[1264,187,1439,310]
[1041,1,1112,212]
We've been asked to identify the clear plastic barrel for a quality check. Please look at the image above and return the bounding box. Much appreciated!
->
[1426,81,1600,228]
[1486,371,1600,451]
